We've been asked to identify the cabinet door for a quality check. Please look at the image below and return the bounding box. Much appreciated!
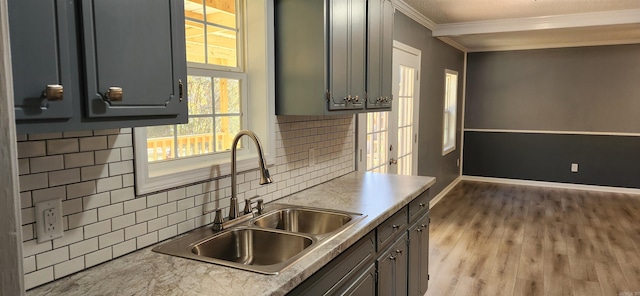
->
[80,0,187,119]
[377,233,408,296]
[328,0,365,111]
[409,212,430,296]
[9,0,73,121]
[341,263,376,296]
[365,0,393,110]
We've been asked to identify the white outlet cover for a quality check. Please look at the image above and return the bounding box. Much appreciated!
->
[571,163,579,173]
[35,199,64,243]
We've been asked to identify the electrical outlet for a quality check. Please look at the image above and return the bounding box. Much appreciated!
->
[571,163,579,173]
[456,158,460,167]
[35,199,63,243]
[308,148,316,167]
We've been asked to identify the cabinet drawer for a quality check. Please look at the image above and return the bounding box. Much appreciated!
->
[288,231,375,295]
[408,190,429,223]
[377,207,408,250]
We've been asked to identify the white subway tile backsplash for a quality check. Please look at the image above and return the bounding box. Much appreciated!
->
[110,187,135,204]
[64,152,95,169]
[111,213,135,231]
[66,181,97,199]
[53,228,84,249]
[69,238,98,258]
[47,138,79,155]
[83,192,110,210]
[19,173,49,191]
[49,168,81,187]
[29,133,63,141]
[18,158,30,175]
[68,210,98,229]
[94,149,121,165]
[23,240,52,258]
[84,220,111,239]
[109,160,133,176]
[19,116,356,288]
[98,230,124,249]
[112,239,136,258]
[85,247,112,268]
[98,204,124,221]
[30,155,64,173]
[17,141,46,158]
[135,207,158,223]
[123,197,146,214]
[136,232,158,249]
[24,256,36,273]
[81,165,109,181]
[96,176,123,193]
[62,198,83,216]
[21,208,35,225]
[124,223,147,240]
[36,247,69,269]
[79,136,107,152]
[54,256,85,279]
[25,267,54,290]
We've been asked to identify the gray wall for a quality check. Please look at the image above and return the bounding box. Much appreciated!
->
[465,44,640,133]
[464,44,640,188]
[394,12,465,198]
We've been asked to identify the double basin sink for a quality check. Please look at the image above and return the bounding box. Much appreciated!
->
[152,204,365,274]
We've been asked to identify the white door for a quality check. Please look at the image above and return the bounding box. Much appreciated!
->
[358,41,421,175]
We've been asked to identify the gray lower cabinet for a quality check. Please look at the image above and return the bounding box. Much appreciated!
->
[341,263,376,296]
[377,233,408,296]
[9,0,188,134]
[408,212,430,296]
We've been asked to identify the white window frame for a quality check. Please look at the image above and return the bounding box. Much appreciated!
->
[133,0,275,195]
[442,69,458,155]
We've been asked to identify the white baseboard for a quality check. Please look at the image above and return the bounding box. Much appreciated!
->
[429,176,462,209]
[461,175,640,195]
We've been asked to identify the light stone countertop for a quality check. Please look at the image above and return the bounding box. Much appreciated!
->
[27,172,436,296]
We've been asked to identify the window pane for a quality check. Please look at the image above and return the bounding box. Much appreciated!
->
[215,116,241,151]
[187,76,213,115]
[213,78,240,114]
[185,20,205,63]
[177,117,214,157]
[146,125,175,162]
[184,0,204,21]
[207,26,237,67]
[205,0,236,28]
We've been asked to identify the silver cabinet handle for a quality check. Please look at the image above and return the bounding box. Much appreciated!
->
[417,228,422,232]
[43,84,64,101]
[105,87,123,101]
[419,203,426,208]
[392,224,399,229]
[395,249,403,254]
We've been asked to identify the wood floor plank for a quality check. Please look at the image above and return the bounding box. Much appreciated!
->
[427,181,640,296]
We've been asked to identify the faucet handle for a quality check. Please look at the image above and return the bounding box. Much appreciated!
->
[256,199,264,215]
[203,208,224,231]
[243,195,262,215]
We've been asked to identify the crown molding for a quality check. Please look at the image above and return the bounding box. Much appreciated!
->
[393,0,437,31]
[436,37,469,52]
[433,9,640,37]
[465,37,640,52]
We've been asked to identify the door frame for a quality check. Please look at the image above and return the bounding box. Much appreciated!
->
[357,41,421,174]
[1,0,26,294]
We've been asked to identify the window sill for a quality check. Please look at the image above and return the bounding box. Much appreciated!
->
[442,145,455,156]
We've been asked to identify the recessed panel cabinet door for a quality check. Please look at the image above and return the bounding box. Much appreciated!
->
[81,0,187,118]
[408,212,430,296]
[9,0,73,121]
[366,0,393,109]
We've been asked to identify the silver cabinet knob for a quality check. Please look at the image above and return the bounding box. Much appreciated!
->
[43,84,64,101]
[105,87,123,101]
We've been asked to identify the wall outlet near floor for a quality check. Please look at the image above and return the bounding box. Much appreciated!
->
[571,163,579,173]
[308,147,316,167]
[35,199,64,243]
[456,158,460,167]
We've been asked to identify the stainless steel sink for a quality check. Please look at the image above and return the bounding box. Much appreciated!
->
[191,228,313,266]
[152,204,365,274]
[252,208,353,235]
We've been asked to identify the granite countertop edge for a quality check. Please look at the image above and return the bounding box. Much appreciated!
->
[27,172,436,296]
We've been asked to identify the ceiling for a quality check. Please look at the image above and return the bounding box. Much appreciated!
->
[397,0,640,52]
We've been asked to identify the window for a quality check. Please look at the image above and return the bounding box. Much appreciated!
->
[442,69,458,155]
[134,0,274,195]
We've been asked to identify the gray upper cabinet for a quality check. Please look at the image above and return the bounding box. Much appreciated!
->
[275,0,391,115]
[81,0,186,118]
[10,0,187,134]
[366,0,394,110]
[9,0,73,121]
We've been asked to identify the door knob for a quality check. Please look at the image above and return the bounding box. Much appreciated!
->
[389,158,397,165]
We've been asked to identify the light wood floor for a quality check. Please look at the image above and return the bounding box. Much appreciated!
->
[427,181,640,296]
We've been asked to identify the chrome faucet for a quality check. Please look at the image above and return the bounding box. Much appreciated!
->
[229,130,273,220]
